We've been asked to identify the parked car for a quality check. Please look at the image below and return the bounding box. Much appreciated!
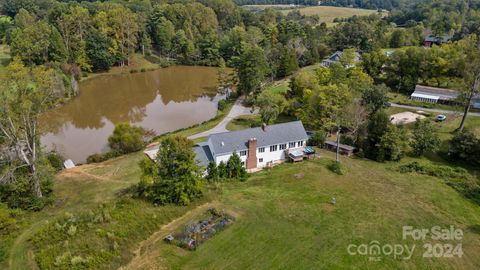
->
[384,102,392,108]
[436,114,447,122]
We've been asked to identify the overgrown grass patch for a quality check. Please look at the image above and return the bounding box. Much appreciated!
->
[30,198,207,270]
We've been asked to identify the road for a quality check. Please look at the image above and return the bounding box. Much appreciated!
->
[188,96,256,140]
[390,103,480,117]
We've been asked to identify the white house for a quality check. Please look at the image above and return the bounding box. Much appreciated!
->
[193,121,309,170]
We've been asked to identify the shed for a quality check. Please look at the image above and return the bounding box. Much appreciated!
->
[324,141,355,156]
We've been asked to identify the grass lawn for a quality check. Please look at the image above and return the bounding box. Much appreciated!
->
[242,5,382,24]
[280,6,382,23]
[81,53,161,82]
[226,114,297,131]
[130,151,480,269]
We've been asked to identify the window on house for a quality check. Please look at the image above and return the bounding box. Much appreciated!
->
[258,147,265,153]
[269,145,278,152]
[240,150,247,156]
[241,161,245,166]
[279,144,287,150]
[289,142,296,148]
[298,141,304,147]
[259,158,263,163]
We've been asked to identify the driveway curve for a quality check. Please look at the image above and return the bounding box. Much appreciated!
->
[188,96,256,140]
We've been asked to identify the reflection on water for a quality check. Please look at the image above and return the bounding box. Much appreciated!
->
[41,66,224,163]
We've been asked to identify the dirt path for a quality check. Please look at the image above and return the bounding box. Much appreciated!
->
[119,202,220,270]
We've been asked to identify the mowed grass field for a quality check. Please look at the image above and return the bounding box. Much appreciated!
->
[134,151,480,269]
[3,114,480,269]
[243,5,382,24]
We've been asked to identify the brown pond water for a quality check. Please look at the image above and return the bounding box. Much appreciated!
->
[40,66,224,163]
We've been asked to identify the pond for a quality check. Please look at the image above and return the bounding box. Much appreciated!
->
[40,66,224,163]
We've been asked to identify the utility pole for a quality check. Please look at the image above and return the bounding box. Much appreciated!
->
[336,127,340,163]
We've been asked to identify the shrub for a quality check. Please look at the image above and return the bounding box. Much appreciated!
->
[46,150,65,172]
[140,68,146,72]
[206,161,219,182]
[410,119,440,156]
[108,123,145,154]
[327,161,345,175]
[397,162,470,180]
[397,161,480,205]
[308,130,326,147]
[86,151,120,164]
[447,131,480,165]
[0,160,55,210]
[217,99,228,111]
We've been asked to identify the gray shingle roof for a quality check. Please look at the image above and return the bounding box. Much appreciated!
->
[193,142,213,167]
[323,51,361,63]
[412,85,460,100]
[208,121,308,156]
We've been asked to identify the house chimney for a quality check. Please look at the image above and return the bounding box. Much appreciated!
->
[246,138,257,169]
[262,123,267,131]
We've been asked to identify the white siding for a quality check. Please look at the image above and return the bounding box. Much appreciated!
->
[215,153,247,166]
[213,140,307,169]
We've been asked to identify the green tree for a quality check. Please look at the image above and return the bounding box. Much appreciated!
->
[10,21,67,65]
[385,47,422,94]
[361,49,387,82]
[14,8,34,29]
[86,29,115,71]
[198,29,220,66]
[0,57,61,199]
[174,30,195,64]
[377,125,409,162]
[142,136,204,205]
[107,123,145,154]
[277,47,299,78]
[226,152,247,180]
[1,0,36,17]
[154,17,175,56]
[362,84,390,114]
[447,131,480,165]
[296,84,351,130]
[339,48,356,68]
[0,15,13,41]
[255,91,287,124]
[235,45,269,95]
[363,110,390,160]
[411,119,440,156]
[390,29,406,48]
[105,4,139,66]
[456,35,480,131]
[217,161,227,178]
[206,161,219,182]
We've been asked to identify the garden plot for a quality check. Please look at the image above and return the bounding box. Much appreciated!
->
[164,208,234,250]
